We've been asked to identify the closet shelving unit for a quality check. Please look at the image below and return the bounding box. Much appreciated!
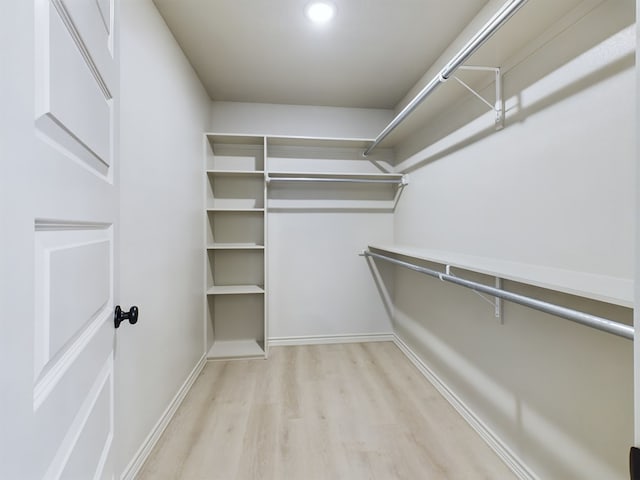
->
[352,0,636,342]
[204,134,402,359]
[363,0,594,152]
[204,134,267,360]
[201,3,624,357]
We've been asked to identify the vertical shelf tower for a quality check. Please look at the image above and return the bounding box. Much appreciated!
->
[203,133,400,360]
[204,135,267,359]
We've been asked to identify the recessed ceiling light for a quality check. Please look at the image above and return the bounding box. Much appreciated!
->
[305,2,336,24]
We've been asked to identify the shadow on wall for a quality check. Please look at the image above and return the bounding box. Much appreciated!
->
[386,263,633,479]
[401,49,634,175]
[364,256,396,322]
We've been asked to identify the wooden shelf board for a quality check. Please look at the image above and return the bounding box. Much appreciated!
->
[207,243,264,250]
[207,339,265,360]
[206,208,265,212]
[368,244,634,308]
[205,134,263,145]
[207,285,265,295]
[207,202,264,210]
[206,170,265,176]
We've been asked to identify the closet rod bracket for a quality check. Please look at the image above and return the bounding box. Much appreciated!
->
[495,277,503,323]
[455,66,504,130]
[446,265,503,322]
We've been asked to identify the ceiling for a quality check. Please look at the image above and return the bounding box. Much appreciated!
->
[152,0,489,109]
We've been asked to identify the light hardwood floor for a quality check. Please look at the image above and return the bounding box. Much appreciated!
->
[137,342,516,479]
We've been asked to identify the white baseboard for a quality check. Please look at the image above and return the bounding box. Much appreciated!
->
[268,332,394,347]
[120,354,207,480]
[392,334,537,480]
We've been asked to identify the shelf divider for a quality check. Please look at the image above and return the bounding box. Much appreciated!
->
[207,285,265,295]
[207,243,264,250]
[206,170,265,176]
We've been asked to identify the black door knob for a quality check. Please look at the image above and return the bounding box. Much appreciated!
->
[631,447,640,480]
[114,305,139,329]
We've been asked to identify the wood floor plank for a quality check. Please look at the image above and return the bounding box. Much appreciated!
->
[137,342,516,480]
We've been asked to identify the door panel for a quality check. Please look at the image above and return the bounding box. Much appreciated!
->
[60,0,116,87]
[49,240,110,357]
[96,0,112,34]
[44,357,114,480]
[2,0,120,478]
[34,226,112,377]
[35,0,114,176]
[35,319,115,477]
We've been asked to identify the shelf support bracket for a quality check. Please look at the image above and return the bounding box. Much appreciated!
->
[445,266,503,322]
[495,277,503,323]
[454,66,504,130]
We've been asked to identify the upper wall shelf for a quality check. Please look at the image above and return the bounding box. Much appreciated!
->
[368,244,633,308]
[267,136,374,149]
[205,134,376,150]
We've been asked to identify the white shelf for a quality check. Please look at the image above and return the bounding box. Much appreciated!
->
[207,340,265,360]
[206,170,265,177]
[207,134,376,149]
[368,244,634,308]
[207,243,264,250]
[205,134,263,144]
[207,285,265,295]
[206,207,265,212]
[267,136,374,149]
[268,171,404,181]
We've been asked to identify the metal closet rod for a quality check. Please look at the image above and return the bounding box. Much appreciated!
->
[363,0,529,157]
[364,250,634,341]
[266,176,405,185]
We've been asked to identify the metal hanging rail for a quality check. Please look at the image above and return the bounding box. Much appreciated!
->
[266,176,406,185]
[363,0,529,157]
[364,250,634,341]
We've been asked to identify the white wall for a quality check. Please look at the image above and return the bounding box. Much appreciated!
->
[266,145,396,341]
[211,101,393,139]
[117,0,210,476]
[391,1,635,478]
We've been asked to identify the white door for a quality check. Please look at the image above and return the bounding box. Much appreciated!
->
[1,0,120,479]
